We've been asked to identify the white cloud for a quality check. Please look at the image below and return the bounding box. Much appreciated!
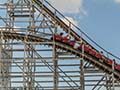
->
[81,8,88,16]
[61,16,78,27]
[114,0,120,3]
[50,0,83,14]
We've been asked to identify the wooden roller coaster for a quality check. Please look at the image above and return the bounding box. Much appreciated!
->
[0,0,120,90]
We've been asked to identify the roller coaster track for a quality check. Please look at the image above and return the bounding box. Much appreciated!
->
[31,0,83,41]
[1,31,120,82]
[0,0,120,89]
[28,0,120,80]
[31,0,120,60]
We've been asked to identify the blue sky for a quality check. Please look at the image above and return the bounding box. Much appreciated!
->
[49,0,120,63]
[80,0,120,61]
[0,0,120,89]
[0,0,120,61]
[80,0,120,57]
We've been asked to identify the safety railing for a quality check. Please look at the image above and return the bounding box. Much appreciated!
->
[31,0,120,64]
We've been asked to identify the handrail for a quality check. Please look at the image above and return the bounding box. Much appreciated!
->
[31,0,120,62]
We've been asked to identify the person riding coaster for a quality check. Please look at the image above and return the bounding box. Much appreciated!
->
[51,33,120,71]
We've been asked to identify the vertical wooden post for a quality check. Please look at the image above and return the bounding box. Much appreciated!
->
[80,44,85,90]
